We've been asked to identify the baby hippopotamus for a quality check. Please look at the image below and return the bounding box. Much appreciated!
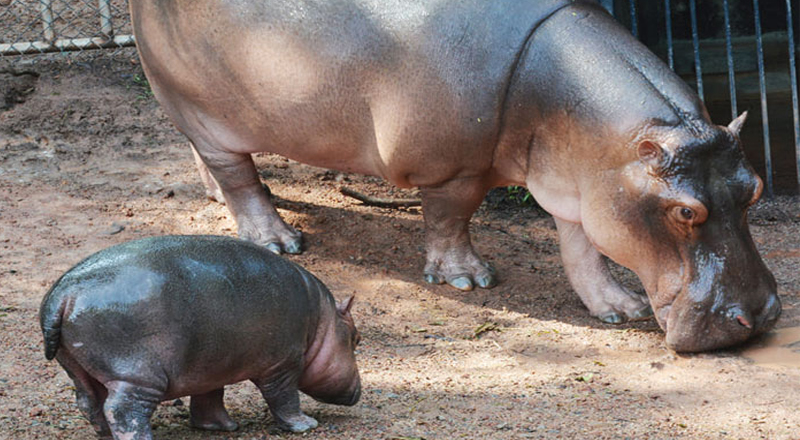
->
[40,235,361,439]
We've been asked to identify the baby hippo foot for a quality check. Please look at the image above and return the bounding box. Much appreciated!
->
[423,248,496,291]
[275,413,319,433]
[190,389,239,432]
[258,381,319,434]
[190,413,238,432]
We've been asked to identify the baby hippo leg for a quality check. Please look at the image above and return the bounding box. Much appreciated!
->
[190,388,238,432]
[102,381,163,440]
[58,354,110,438]
[253,378,318,433]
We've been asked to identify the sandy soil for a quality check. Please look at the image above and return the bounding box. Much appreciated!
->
[2,51,800,440]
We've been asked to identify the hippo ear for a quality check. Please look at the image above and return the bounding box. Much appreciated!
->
[336,295,355,315]
[637,140,665,168]
[727,111,748,136]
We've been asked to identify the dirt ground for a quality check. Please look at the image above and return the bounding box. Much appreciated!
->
[2,50,800,440]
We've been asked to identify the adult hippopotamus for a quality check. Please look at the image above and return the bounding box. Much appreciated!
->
[40,235,361,439]
[129,0,780,351]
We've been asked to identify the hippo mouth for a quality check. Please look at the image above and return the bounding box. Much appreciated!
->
[655,303,672,334]
[656,291,781,353]
[310,381,361,406]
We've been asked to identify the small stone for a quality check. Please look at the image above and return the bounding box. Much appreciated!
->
[104,222,125,235]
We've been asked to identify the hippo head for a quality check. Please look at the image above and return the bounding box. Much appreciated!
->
[581,113,780,352]
[300,296,362,405]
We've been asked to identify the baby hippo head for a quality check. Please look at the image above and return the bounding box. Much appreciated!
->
[299,295,361,406]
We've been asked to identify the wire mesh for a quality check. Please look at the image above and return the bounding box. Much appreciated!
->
[0,0,134,57]
[2,0,799,193]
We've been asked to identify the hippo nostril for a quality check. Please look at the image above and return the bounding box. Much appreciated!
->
[725,306,752,330]
[735,315,752,328]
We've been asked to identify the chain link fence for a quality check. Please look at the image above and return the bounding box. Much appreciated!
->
[2,0,799,193]
[0,0,134,58]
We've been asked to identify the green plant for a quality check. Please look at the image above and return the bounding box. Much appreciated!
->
[131,73,154,100]
[505,185,534,206]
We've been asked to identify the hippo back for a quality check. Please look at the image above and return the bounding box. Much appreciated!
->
[40,236,331,392]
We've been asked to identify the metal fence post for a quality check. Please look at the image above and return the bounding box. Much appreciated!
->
[689,0,704,102]
[98,0,114,39]
[723,0,737,120]
[664,0,674,70]
[39,0,55,43]
[753,0,773,197]
[787,0,800,191]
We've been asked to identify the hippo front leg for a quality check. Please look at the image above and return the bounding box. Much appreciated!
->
[554,218,652,323]
[420,179,496,291]
[191,144,303,254]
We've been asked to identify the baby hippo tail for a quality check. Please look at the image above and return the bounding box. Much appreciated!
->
[39,283,70,360]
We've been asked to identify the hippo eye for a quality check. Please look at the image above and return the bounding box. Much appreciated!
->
[671,204,705,225]
[669,198,708,226]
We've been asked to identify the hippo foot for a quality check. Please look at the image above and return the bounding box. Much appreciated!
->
[190,416,239,432]
[423,253,496,291]
[276,413,319,433]
[239,223,303,255]
[595,299,653,325]
[205,187,226,205]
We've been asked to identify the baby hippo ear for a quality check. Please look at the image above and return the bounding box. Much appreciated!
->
[336,295,356,315]
[637,140,665,169]
[728,111,748,136]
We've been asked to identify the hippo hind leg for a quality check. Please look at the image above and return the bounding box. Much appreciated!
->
[189,388,238,432]
[420,179,496,291]
[102,380,163,440]
[251,377,318,433]
[56,352,110,438]
[190,136,303,255]
[554,218,652,323]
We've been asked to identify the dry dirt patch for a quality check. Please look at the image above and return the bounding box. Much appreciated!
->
[1,51,800,440]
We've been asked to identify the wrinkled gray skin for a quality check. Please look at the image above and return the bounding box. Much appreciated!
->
[129,0,780,351]
[40,236,361,440]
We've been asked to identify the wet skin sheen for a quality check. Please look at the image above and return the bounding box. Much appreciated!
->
[129,0,780,352]
[40,235,361,439]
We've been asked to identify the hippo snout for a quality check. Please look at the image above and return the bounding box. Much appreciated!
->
[664,290,781,353]
[313,380,361,406]
[345,384,362,406]
[756,293,782,334]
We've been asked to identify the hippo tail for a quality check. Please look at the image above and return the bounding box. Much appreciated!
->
[39,279,71,360]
